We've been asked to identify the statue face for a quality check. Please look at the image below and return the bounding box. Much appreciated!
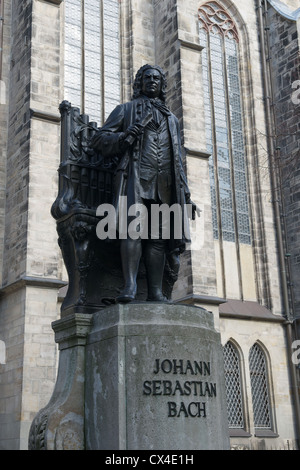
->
[141,68,162,98]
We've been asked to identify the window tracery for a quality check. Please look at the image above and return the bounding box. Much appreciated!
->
[198,2,239,41]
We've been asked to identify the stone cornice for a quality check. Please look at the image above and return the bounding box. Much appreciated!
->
[178,39,204,52]
[175,293,226,306]
[184,147,211,159]
[0,276,67,296]
[30,108,61,124]
[37,0,64,5]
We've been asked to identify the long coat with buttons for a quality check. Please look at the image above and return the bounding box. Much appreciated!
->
[91,96,192,252]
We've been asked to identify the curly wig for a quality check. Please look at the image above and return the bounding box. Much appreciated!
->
[132,64,167,102]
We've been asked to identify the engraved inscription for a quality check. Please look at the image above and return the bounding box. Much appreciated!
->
[142,359,217,418]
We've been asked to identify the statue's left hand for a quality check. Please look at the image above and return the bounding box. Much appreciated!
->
[187,199,201,220]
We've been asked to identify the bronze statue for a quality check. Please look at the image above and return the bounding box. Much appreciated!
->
[91,65,198,303]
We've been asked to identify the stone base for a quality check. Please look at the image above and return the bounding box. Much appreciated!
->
[28,313,93,450]
[28,303,229,450]
[85,303,230,450]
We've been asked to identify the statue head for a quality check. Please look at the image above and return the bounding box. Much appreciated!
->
[132,64,167,102]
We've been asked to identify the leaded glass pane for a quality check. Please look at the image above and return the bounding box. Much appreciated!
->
[64,0,120,123]
[223,342,244,428]
[103,0,121,117]
[234,171,247,192]
[64,0,82,109]
[217,147,230,166]
[201,28,219,239]
[249,344,272,429]
[199,5,251,245]
[84,0,101,122]
[210,33,236,242]
[233,151,245,171]
[225,38,251,245]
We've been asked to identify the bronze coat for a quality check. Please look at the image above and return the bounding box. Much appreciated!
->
[91,96,192,251]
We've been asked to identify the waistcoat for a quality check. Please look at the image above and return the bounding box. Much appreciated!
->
[139,106,173,204]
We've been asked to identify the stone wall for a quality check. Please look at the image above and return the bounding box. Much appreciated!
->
[0,0,33,450]
[0,284,60,450]
[2,0,63,286]
[0,0,11,286]
[2,0,32,287]
[0,287,26,450]
[268,5,300,318]
[0,0,64,450]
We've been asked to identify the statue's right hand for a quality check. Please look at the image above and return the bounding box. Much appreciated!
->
[124,124,143,144]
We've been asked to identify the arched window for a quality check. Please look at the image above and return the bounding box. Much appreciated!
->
[223,341,245,428]
[198,2,251,245]
[64,0,121,123]
[249,343,273,430]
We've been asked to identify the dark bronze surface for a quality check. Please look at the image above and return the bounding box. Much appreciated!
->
[52,65,198,311]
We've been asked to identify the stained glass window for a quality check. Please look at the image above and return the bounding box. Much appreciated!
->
[223,342,245,428]
[64,0,121,123]
[199,2,251,244]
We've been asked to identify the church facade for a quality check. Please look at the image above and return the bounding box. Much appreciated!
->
[0,0,299,450]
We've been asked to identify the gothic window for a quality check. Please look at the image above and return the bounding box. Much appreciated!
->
[64,0,120,123]
[249,343,273,430]
[223,341,245,428]
[198,2,251,244]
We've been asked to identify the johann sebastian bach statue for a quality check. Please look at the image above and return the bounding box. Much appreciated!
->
[91,65,198,303]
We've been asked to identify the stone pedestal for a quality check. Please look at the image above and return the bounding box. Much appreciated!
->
[29,303,229,450]
[85,303,229,450]
[28,313,93,450]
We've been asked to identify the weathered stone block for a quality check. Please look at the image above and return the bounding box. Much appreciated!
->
[85,303,229,450]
